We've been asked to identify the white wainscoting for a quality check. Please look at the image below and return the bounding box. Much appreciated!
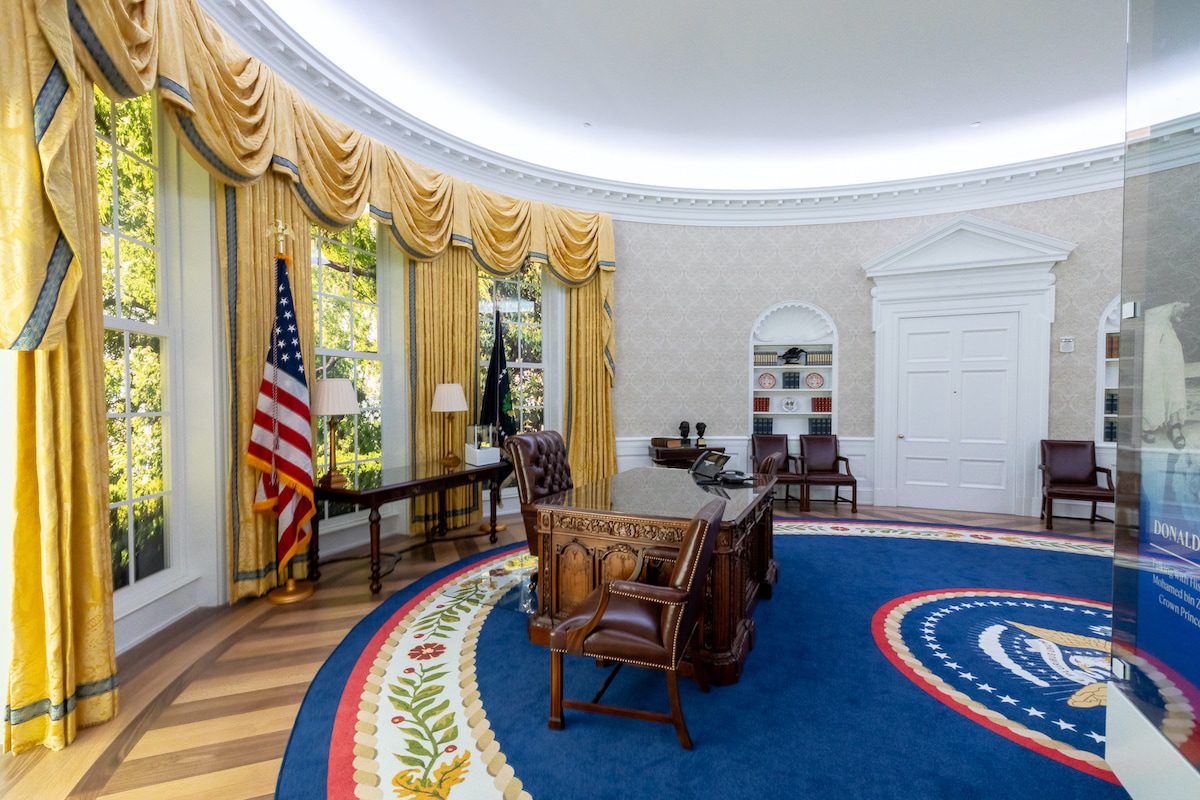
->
[616,435,875,506]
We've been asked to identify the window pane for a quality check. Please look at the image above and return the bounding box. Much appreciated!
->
[519,324,542,363]
[519,278,541,326]
[110,506,129,590]
[130,416,164,498]
[96,137,114,229]
[104,329,125,414]
[357,358,382,407]
[353,302,378,353]
[349,216,376,252]
[357,409,382,462]
[94,86,112,139]
[503,321,519,363]
[321,353,353,381]
[351,253,377,304]
[333,415,354,468]
[101,233,117,316]
[132,496,166,580]
[127,333,163,412]
[115,94,154,163]
[119,239,158,322]
[358,459,382,490]
[479,312,495,354]
[321,297,352,350]
[522,407,544,433]
[107,417,128,504]
[321,244,351,298]
[116,151,156,244]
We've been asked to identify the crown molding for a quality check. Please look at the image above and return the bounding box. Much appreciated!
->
[200,0,1200,226]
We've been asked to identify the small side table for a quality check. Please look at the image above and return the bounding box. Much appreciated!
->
[647,445,726,469]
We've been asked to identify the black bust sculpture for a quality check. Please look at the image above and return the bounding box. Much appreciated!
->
[696,422,707,447]
[679,420,690,446]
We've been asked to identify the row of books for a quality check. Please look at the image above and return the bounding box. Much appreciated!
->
[806,352,833,366]
[753,352,779,366]
[753,397,770,412]
[809,418,833,435]
[753,418,774,434]
[753,351,834,366]
[1105,332,1120,359]
[1103,420,1117,443]
[1104,391,1118,415]
[752,418,836,435]
[812,396,832,413]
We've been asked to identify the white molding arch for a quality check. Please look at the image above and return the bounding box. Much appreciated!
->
[199,0,1200,226]
[866,215,1076,514]
[748,301,840,442]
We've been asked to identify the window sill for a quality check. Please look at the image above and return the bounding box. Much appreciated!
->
[113,567,202,621]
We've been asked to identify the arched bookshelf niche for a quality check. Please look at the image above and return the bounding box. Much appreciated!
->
[749,302,839,443]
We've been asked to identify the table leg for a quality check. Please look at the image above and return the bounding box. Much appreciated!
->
[488,476,499,543]
[310,508,321,582]
[369,506,382,594]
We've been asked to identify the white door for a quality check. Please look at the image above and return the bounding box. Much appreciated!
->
[896,312,1020,512]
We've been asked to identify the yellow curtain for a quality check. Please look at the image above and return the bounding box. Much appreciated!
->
[406,250,481,532]
[565,269,617,485]
[5,83,118,753]
[0,0,87,351]
[215,177,316,602]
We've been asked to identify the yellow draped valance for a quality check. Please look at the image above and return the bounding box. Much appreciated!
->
[0,0,615,351]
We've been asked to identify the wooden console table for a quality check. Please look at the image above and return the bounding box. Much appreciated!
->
[530,467,777,685]
[647,444,725,468]
[312,460,507,593]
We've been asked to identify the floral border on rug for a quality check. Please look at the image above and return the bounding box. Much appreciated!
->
[775,521,1113,557]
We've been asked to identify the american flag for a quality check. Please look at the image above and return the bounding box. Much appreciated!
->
[245,257,315,577]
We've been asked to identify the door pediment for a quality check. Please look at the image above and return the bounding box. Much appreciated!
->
[863,214,1076,284]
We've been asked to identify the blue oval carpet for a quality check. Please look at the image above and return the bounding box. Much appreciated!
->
[277,521,1171,799]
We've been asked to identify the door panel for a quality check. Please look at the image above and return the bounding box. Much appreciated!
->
[897,312,1019,512]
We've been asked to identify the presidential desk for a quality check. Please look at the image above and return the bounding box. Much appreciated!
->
[311,460,507,594]
[528,467,778,685]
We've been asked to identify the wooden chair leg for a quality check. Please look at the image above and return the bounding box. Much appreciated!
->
[665,671,693,750]
[549,650,564,730]
[1039,496,1045,519]
[851,482,858,513]
[1045,498,1054,530]
[1091,500,1098,523]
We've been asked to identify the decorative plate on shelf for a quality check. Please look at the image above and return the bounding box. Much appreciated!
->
[781,396,800,412]
[758,372,777,389]
[804,372,825,389]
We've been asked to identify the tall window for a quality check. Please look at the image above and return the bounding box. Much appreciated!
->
[478,264,545,432]
[96,87,168,589]
[312,217,381,519]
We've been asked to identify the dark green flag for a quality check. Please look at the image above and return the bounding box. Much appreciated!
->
[479,307,517,443]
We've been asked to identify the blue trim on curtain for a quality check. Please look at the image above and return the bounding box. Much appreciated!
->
[67,0,136,98]
[271,155,341,229]
[175,115,251,183]
[10,235,74,351]
[156,75,193,104]
[33,63,68,144]
[4,674,118,725]
[565,296,575,448]
[408,260,419,470]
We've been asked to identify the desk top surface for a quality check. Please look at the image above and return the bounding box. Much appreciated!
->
[314,458,506,499]
[537,467,774,524]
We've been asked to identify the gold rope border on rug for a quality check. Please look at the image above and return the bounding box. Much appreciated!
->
[880,589,1115,775]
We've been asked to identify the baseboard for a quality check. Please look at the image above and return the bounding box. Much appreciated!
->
[114,574,204,654]
[1106,684,1200,799]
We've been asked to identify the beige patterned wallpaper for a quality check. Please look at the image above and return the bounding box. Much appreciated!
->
[611,188,1123,439]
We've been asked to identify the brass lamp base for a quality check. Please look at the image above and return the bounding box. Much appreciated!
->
[318,471,350,489]
[441,452,462,468]
[267,577,315,605]
[480,522,508,532]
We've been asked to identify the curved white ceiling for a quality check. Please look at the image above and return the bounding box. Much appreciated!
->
[259,0,1135,190]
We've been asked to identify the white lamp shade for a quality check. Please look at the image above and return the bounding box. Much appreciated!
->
[431,382,468,413]
[313,378,360,417]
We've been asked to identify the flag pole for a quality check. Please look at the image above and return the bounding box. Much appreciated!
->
[264,220,314,605]
[480,298,508,534]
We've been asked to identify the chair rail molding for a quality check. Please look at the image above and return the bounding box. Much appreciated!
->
[865,215,1076,514]
[198,0,1198,226]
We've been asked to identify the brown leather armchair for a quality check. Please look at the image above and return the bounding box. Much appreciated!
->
[549,498,725,749]
[797,434,857,513]
[1039,440,1114,530]
[503,430,574,559]
[751,434,803,503]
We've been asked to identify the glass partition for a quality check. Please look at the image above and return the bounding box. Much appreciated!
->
[1112,0,1200,770]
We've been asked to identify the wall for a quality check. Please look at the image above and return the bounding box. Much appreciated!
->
[612,188,1123,441]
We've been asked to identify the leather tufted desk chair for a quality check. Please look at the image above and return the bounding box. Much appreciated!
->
[751,434,803,503]
[548,498,725,749]
[503,430,574,560]
[1039,440,1114,530]
[797,434,857,513]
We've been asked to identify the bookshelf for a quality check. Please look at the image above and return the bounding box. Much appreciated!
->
[750,302,837,441]
[1097,297,1120,444]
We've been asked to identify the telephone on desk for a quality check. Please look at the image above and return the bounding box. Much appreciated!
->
[688,451,753,486]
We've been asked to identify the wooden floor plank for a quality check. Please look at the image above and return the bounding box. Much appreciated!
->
[97,758,283,800]
[125,705,299,761]
[172,661,325,705]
